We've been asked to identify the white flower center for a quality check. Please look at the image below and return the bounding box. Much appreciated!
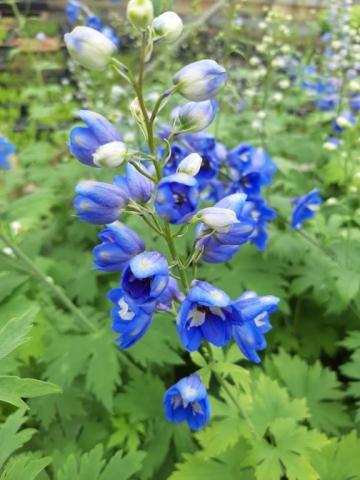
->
[118,297,135,321]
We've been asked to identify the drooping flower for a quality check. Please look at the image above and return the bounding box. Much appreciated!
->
[121,251,169,305]
[176,100,217,133]
[64,26,117,71]
[109,288,155,348]
[163,374,210,430]
[152,11,183,42]
[290,188,322,230]
[93,221,145,272]
[177,280,242,351]
[232,291,279,363]
[0,136,15,170]
[155,173,199,224]
[74,180,128,224]
[114,163,154,204]
[228,143,277,196]
[69,110,123,167]
[173,59,227,102]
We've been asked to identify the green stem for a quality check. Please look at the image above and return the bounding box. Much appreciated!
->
[163,223,189,290]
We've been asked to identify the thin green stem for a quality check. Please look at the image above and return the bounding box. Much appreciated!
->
[163,223,189,291]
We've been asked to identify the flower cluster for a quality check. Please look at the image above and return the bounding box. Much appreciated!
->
[64,2,322,431]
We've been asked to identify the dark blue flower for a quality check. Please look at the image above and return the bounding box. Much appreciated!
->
[0,136,15,170]
[177,280,243,351]
[350,94,360,113]
[114,163,154,204]
[155,173,199,224]
[86,15,103,31]
[93,221,145,272]
[241,197,277,251]
[65,0,80,24]
[74,180,128,224]
[232,291,279,363]
[109,288,155,348]
[161,143,189,176]
[157,277,184,312]
[163,374,210,430]
[69,110,122,167]
[101,26,120,48]
[182,133,220,184]
[121,251,169,305]
[291,188,322,230]
[228,144,276,195]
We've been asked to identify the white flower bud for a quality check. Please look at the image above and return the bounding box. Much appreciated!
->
[197,207,238,232]
[64,26,117,71]
[127,0,154,30]
[177,153,202,177]
[93,141,127,167]
[153,11,183,42]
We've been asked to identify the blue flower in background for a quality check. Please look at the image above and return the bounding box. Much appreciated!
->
[74,180,128,224]
[0,136,15,170]
[101,26,120,48]
[333,111,356,133]
[69,110,122,167]
[291,188,322,230]
[114,164,154,204]
[350,94,360,113]
[121,251,169,305]
[155,173,199,224]
[93,221,145,272]
[177,280,242,351]
[109,288,155,348]
[228,144,277,196]
[242,197,277,251]
[183,133,221,184]
[65,0,80,24]
[86,15,103,30]
[232,291,279,363]
[163,374,210,430]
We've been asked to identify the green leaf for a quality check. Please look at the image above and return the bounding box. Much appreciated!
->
[100,451,145,480]
[0,272,28,304]
[339,331,360,422]
[266,349,350,433]
[0,307,38,361]
[56,445,105,480]
[247,418,328,480]
[169,454,238,480]
[0,376,61,408]
[0,454,51,480]
[0,410,36,470]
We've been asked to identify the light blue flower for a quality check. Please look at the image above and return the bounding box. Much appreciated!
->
[0,136,15,170]
[65,0,81,24]
[114,163,154,204]
[109,288,155,348]
[173,59,227,102]
[93,221,145,272]
[69,110,122,167]
[121,251,169,305]
[155,173,199,224]
[290,188,322,230]
[232,291,279,363]
[74,180,128,224]
[163,374,210,430]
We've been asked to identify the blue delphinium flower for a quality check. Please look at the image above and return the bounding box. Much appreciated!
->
[163,374,210,430]
[161,143,188,176]
[350,94,360,113]
[228,143,277,196]
[109,287,155,348]
[86,15,103,30]
[232,291,279,363]
[242,197,277,251]
[155,173,199,224]
[0,136,15,169]
[69,110,123,167]
[101,26,120,48]
[74,180,128,224]
[333,111,356,133]
[290,188,322,230]
[177,280,243,351]
[121,251,169,305]
[157,277,185,312]
[65,0,80,24]
[183,133,220,184]
[173,59,227,102]
[93,221,145,272]
[176,100,217,133]
[114,164,154,204]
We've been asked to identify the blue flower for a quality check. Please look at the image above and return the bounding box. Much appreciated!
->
[65,0,80,24]
[114,163,154,204]
[109,288,154,348]
[291,188,322,230]
[350,94,360,113]
[155,173,199,224]
[86,15,103,31]
[93,221,145,272]
[177,100,217,133]
[101,26,120,48]
[183,133,220,183]
[157,277,185,312]
[177,280,243,351]
[228,144,276,195]
[69,110,122,167]
[163,374,210,430]
[173,59,227,102]
[232,291,279,363]
[0,136,15,170]
[242,197,277,251]
[160,143,188,176]
[121,251,169,305]
[74,180,128,224]
[333,111,356,133]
